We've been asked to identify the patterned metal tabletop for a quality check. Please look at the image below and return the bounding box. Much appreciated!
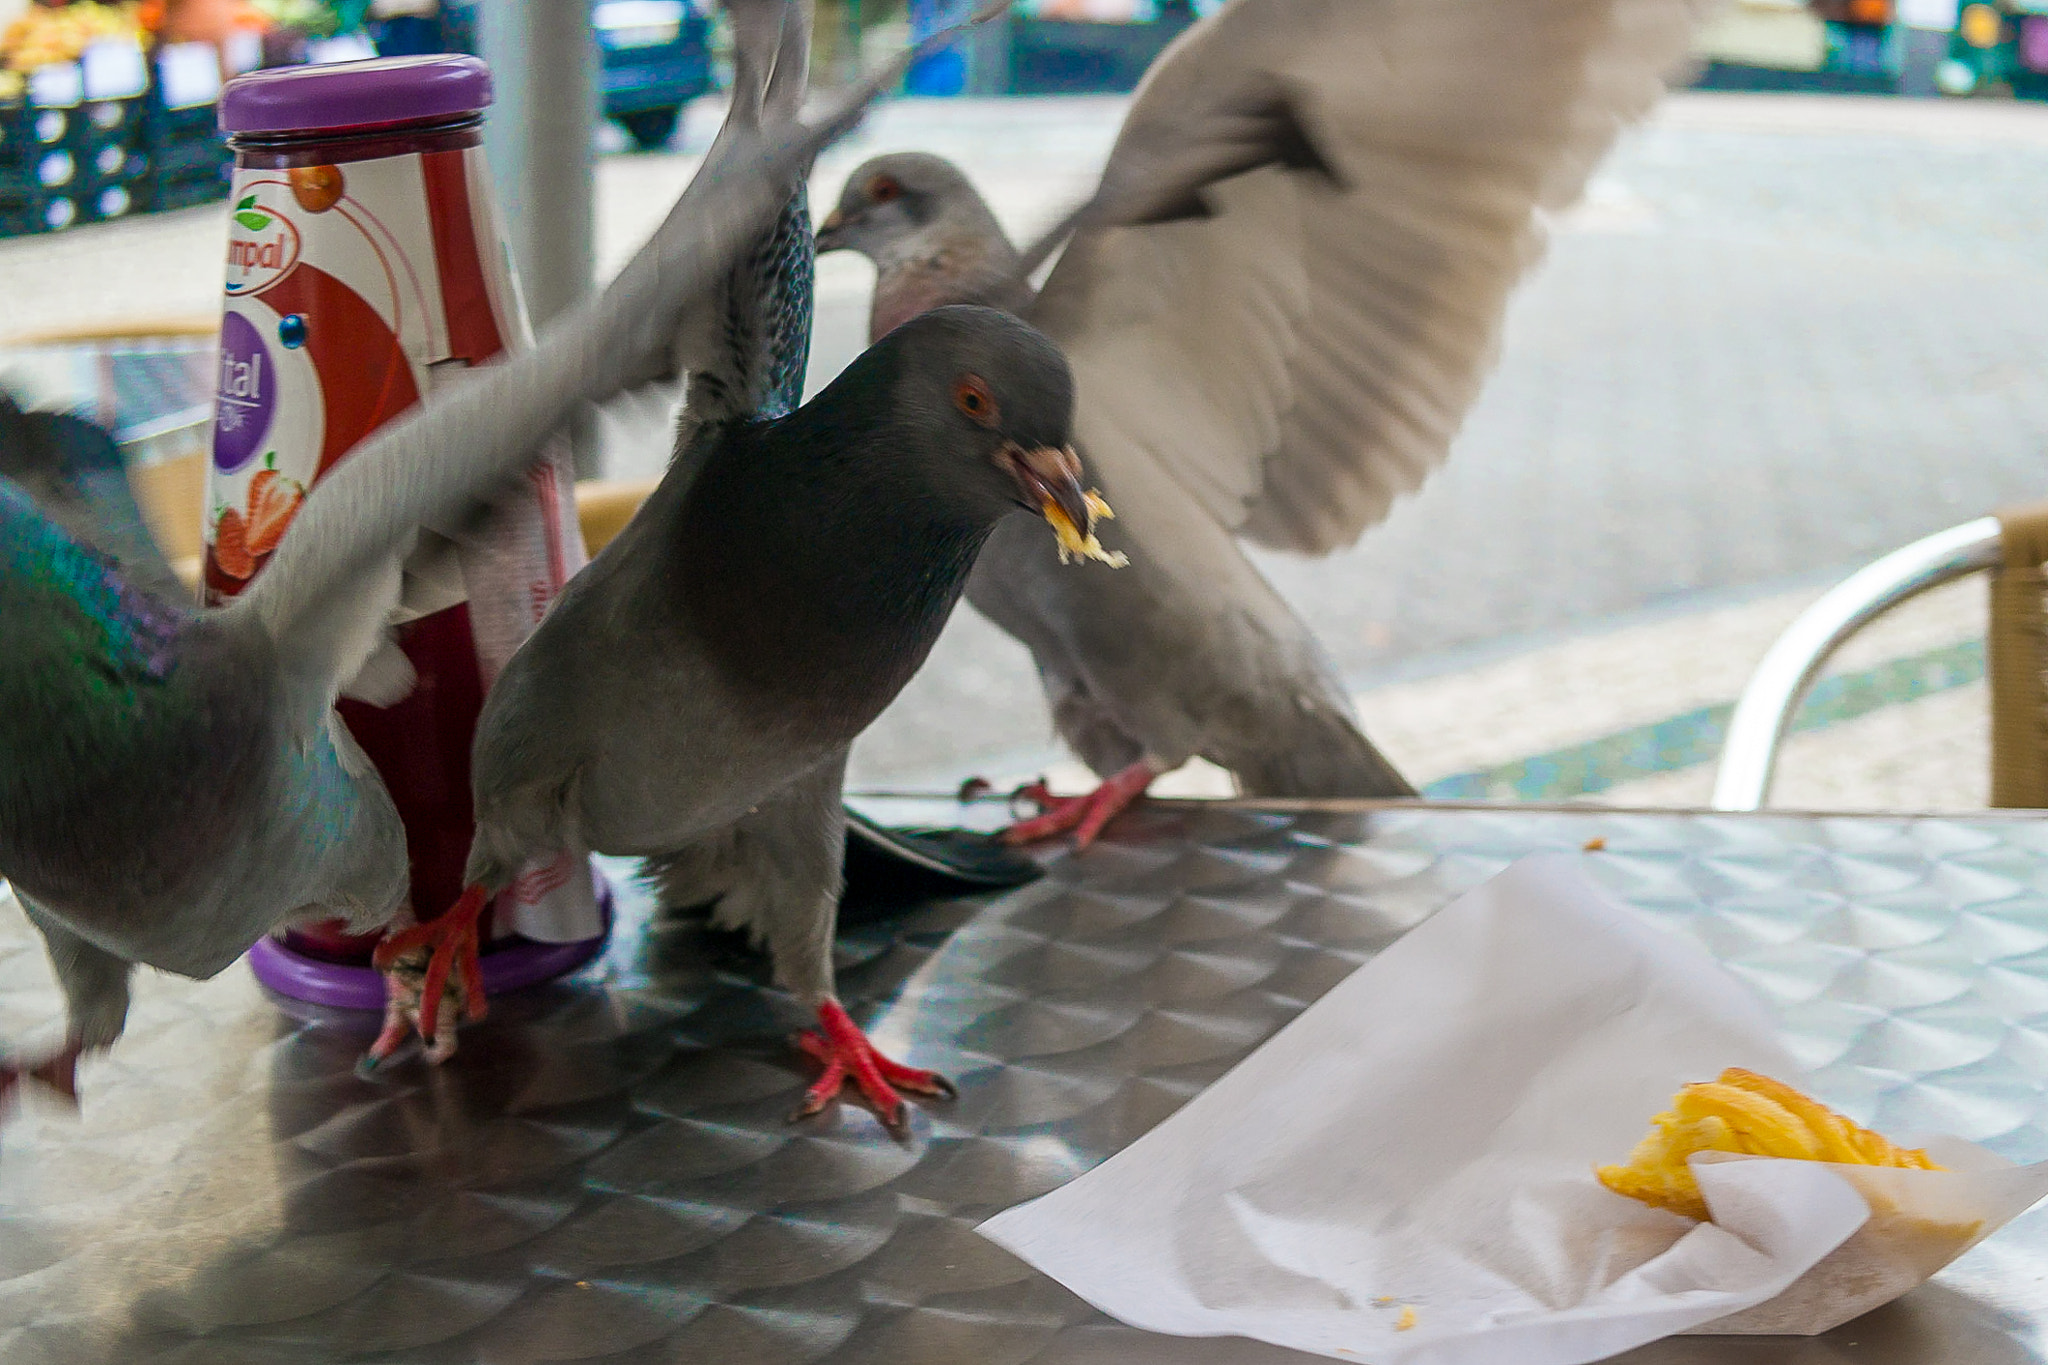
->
[3,801,2046,1364]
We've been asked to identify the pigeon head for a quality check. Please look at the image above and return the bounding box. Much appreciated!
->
[815,152,988,261]
[844,304,1089,537]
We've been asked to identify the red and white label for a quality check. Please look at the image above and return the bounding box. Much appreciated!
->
[209,145,598,945]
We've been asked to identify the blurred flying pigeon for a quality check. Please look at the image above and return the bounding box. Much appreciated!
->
[0,24,922,1109]
[817,0,1711,844]
[0,393,185,603]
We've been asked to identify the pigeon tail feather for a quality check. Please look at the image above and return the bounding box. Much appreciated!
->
[1223,698,1416,801]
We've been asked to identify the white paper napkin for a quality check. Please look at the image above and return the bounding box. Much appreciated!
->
[977,854,2048,1365]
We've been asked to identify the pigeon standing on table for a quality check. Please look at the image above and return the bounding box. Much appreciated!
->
[368,5,1088,1132]
[0,39,911,1107]
[817,0,1711,845]
[429,305,1089,1132]
[375,4,1106,1133]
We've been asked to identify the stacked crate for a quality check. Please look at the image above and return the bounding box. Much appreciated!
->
[0,39,154,234]
[74,39,153,224]
[0,35,237,237]
[142,40,233,212]
[0,63,90,234]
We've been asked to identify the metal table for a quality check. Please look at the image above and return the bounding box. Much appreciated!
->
[3,801,2046,1363]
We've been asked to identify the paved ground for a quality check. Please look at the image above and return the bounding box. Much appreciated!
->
[4,90,2045,808]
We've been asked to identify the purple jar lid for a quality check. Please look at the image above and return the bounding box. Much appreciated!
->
[220,55,492,136]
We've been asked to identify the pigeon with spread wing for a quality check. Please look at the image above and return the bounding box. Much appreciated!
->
[818,0,1712,844]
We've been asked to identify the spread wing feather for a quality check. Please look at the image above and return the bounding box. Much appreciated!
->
[1028,0,1711,556]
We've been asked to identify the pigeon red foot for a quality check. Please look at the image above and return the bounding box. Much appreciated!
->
[363,884,489,1071]
[1000,759,1158,849]
[0,1040,81,1114]
[791,998,954,1135]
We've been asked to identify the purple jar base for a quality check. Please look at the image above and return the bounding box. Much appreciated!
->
[247,875,615,1011]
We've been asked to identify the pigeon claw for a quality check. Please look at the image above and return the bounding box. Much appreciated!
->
[790,998,954,1136]
[364,884,490,1071]
[999,760,1155,849]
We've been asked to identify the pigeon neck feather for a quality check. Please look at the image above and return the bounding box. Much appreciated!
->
[671,409,997,726]
[0,481,277,919]
[870,228,1033,342]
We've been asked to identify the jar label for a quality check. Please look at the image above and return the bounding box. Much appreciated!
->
[206,142,599,946]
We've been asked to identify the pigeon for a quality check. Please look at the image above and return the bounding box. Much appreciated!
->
[364,0,1056,1096]
[393,301,1090,1132]
[0,13,928,1108]
[816,0,1710,845]
[456,302,1086,1129]
[0,392,185,603]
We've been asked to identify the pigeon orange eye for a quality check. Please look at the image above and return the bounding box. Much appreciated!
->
[953,375,999,426]
[869,175,903,204]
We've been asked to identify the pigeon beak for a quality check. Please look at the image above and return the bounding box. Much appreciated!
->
[815,208,849,251]
[1001,442,1090,530]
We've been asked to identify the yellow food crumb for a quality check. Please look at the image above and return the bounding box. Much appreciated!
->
[1395,1306,1418,1332]
[1373,1296,1396,1306]
[1597,1068,1941,1222]
[1043,488,1129,567]
[1583,837,1606,851]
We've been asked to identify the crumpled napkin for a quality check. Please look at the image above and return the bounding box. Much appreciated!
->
[977,854,2048,1365]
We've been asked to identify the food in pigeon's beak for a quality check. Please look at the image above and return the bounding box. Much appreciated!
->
[1046,489,1126,567]
[1597,1068,1942,1222]
[1001,444,1128,567]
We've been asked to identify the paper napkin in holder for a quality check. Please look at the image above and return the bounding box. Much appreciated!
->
[977,854,2048,1365]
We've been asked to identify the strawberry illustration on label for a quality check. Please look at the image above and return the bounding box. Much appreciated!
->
[289,164,345,214]
[246,457,305,556]
[214,506,256,580]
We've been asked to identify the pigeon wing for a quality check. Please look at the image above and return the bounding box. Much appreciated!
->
[1026,0,1711,556]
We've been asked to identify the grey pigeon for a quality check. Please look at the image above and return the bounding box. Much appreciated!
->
[817,0,1711,844]
[364,1,1065,1113]
[411,303,1089,1133]
[0,393,185,603]
[0,22,917,1107]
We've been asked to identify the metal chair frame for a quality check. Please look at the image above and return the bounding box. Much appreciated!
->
[1710,518,2004,811]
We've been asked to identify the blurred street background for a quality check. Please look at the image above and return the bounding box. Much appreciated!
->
[5,0,2048,814]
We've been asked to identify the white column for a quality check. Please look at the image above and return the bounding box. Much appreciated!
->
[479,0,598,329]
[478,0,602,473]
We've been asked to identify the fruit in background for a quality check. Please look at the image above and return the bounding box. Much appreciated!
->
[289,164,345,214]
[149,0,271,42]
[245,464,304,555]
[213,505,256,580]
[249,0,346,37]
[1,1,146,72]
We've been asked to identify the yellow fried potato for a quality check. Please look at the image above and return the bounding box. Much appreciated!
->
[1597,1069,1941,1221]
[1043,487,1129,567]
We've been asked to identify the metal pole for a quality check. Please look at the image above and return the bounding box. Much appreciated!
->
[478,0,601,472]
